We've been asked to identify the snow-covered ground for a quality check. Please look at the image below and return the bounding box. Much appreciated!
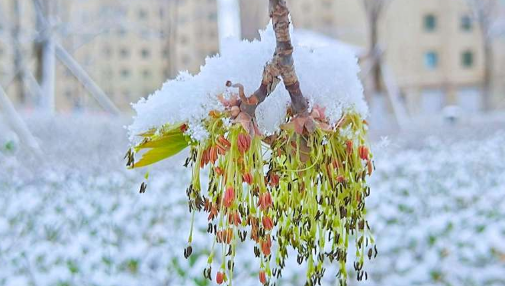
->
[0,114,504,286]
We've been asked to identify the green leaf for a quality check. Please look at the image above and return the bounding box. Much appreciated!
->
[132,137,189,168]
[130,123,191,168]
[136,131,187,150]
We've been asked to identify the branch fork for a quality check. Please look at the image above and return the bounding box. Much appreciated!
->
[224,0,312,135]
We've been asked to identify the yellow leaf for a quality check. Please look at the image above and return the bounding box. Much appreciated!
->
[132,139,189,168]
[130,123,190,168]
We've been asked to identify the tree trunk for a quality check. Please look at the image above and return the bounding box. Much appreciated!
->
[238,0,308,118]
[482,41,493,111]
[12,0,26,104]
[369,15,381,94]
[269,0,308,115]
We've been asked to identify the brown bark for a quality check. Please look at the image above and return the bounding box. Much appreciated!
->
[238,0,308,117]
[269,0,308,115]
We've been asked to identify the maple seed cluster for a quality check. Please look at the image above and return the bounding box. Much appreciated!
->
[179,98,376,286]
[127,93,376,286]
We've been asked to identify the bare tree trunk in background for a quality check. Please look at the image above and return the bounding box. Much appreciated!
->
[12,0,26,104]
[168,0,179,78]
[362,0,388,96]
[482,41,493,111]
[34,0,46,96]
[32,0,56,113]
[468,0,499,111]
[369,10,381,94]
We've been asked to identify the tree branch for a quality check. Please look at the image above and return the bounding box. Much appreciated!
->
[235,0,308,118]
[270,0,308,115]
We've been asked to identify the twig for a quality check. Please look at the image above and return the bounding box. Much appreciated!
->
[269,0,308,115]
[237,0,308,117]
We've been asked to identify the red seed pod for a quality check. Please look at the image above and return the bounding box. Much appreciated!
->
[258,192,272,210]
[216,271,224,284]
[209,110,220,118]
[225,228,233,244]
[180,124,188,132]
[217,135,231,150]
[261,235,272,256]
[242,172,253,185]
[367,159,373,176]
[257,194,264,209]
[209,147,218,164]
[337,175,345,183]
[332,159,341,169]
[216,144,227,155]
[216,230,223,242]
[269,174,280,187]
[234,211,242,226]
[201,148,210,167]
[215,167,223,176]
[346,140,353,154]
[262,216,274,231]
[228,211,241,226]
[224,187,235,208]
[237,133,251,154]
[208,207,216,221]
[259,270,267,284]
[358,145,369,160]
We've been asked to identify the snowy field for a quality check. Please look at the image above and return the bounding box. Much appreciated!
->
[0,114,504,286]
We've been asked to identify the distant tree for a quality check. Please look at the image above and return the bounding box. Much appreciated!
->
[466,0,505,111]
[12,0,26,104]
[361,0,390,96]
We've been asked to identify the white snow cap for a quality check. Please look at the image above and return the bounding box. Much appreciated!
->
[128,23,367,141]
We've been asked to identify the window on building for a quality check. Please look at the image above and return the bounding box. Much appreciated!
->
[138,9,148,20]
[461,50,474,68]
[120,48,130,58]
[424,51,439,69]
[141,48,151,59]
[180,35,189,45]
[121,69,130,78]
[208,12,217,21]
[162,49,170,59]
[424,14,437,32]
[461,15,472,31]
[103,69,113,79]
[103,46,112,57]
[178,15,188,24]
[141,29,150,38]
[117,27,127,37]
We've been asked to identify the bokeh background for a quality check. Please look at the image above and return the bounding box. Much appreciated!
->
[1,0,505,285]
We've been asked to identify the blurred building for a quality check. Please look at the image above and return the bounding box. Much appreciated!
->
[0,0,219,112]
[241,0,505,115]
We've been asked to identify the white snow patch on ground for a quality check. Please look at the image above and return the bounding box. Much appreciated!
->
[1,116,504,286]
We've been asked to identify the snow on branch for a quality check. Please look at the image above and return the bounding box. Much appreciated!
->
[128,25,367,142]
